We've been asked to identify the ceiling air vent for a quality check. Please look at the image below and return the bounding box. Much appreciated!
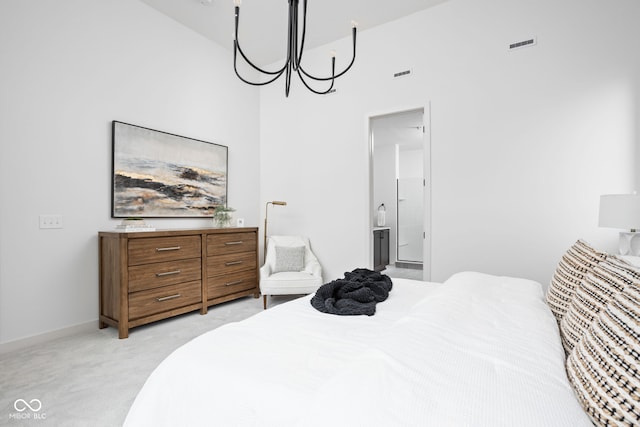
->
[509,37,537,51]
[393,69,413,79]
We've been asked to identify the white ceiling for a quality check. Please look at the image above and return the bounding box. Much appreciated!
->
[140,0,449,66]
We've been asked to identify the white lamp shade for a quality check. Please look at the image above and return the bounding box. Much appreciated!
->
[599,194,640,230]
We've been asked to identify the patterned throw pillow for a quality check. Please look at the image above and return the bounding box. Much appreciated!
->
[274,246,305,273]
[546,240,607,323]
[566,281,640,427]
[559,257,640,353]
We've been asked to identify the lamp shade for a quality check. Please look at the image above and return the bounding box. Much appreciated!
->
[598,194,640,230]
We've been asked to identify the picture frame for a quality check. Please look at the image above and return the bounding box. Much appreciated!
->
[111,121,228,218]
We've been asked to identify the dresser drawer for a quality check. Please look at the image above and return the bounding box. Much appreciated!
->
[128,236,201,266]
[207,269,257,300]
[128,258,202,293]
[207,251,256,277]
[207,232,257,256]
[128,281,201,320]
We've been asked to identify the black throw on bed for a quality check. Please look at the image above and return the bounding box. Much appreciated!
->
[310,268,393,316]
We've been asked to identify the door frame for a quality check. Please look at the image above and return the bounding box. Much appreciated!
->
[367,103,431,281]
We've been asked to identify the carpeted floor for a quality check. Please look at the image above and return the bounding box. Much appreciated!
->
[0,295,297,427]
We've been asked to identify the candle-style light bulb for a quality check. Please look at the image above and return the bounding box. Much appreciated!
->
[329,50,337,58]
[351,20,358,28]
[234,0,242,6]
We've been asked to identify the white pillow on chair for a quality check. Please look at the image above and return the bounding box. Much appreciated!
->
[274,246,305,273]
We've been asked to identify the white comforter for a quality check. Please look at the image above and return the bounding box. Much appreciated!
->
[124,272,591,427]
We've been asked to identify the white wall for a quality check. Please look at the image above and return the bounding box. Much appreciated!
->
[260,0,640,286]
[0,0,260,345]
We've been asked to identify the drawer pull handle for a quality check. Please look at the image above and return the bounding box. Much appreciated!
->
[225,280,244,286]
[156,246,181,252]
[156,294,181,302]
[224,241,244,246]
[156,270,181,277]
[225,261,244,266]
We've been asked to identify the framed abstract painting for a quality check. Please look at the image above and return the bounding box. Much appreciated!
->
[111,121,228,218]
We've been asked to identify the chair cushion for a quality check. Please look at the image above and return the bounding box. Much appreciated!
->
[274,245,305,273]
[260,272,323,295]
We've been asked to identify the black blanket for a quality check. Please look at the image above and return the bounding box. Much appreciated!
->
[310,268,393,316]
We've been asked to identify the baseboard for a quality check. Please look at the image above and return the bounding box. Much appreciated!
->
[0,320,97,354]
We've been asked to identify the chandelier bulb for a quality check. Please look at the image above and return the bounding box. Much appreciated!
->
[233,0,242,6]
[351,20,358,28]
[329,50,337,58]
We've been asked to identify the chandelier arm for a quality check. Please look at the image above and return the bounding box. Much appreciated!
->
[296,66,336,95]
[234,43,286,86]
[297,27,357,81]
[233,66,285,86]
[285,60,292,97]
[235,5,287,76]
[295,0,308,67]
[289,0,300,70]
[236,42,287,76]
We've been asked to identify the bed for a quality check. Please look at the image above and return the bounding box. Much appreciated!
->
[124,271,596,427]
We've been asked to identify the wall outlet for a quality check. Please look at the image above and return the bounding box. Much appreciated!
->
[236,218,245,227]
[39,214,63,229]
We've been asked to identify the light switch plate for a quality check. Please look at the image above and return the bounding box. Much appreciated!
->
[40,214,63,229]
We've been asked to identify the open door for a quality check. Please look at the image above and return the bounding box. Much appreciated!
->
[369,105,430,281]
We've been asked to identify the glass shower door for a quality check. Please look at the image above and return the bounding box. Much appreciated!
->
[397,177,423,263]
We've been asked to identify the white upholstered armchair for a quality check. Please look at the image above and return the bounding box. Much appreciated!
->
[260,235,323,309]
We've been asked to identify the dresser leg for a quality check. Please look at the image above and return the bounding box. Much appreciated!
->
[263,295,267,310]
[118,324,129,339]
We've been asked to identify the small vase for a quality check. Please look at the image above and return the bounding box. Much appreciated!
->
[213,217,231,228]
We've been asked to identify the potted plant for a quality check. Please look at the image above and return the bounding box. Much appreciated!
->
[212,205,235,228]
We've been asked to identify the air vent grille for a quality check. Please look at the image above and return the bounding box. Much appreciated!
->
[509,37,537,50]
[393,69,412,79]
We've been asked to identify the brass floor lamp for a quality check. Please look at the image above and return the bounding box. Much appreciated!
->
[264,201,287,257]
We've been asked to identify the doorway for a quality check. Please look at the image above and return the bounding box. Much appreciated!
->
[369,107,430,281]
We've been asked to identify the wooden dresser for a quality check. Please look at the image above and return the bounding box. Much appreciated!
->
[99,227,259,338]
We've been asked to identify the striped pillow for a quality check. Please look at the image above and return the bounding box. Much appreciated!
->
[546,240,607,322]
[566,281,640,427]
[559,257,640,353]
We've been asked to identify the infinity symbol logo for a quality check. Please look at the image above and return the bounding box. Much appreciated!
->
[14,399,42,412]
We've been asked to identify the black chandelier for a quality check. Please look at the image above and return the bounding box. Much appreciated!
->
[233,0,357,97]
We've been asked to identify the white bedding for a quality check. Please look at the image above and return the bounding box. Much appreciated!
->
[124,272,591,427]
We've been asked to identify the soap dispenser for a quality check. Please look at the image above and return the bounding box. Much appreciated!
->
[377,203,386,227]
